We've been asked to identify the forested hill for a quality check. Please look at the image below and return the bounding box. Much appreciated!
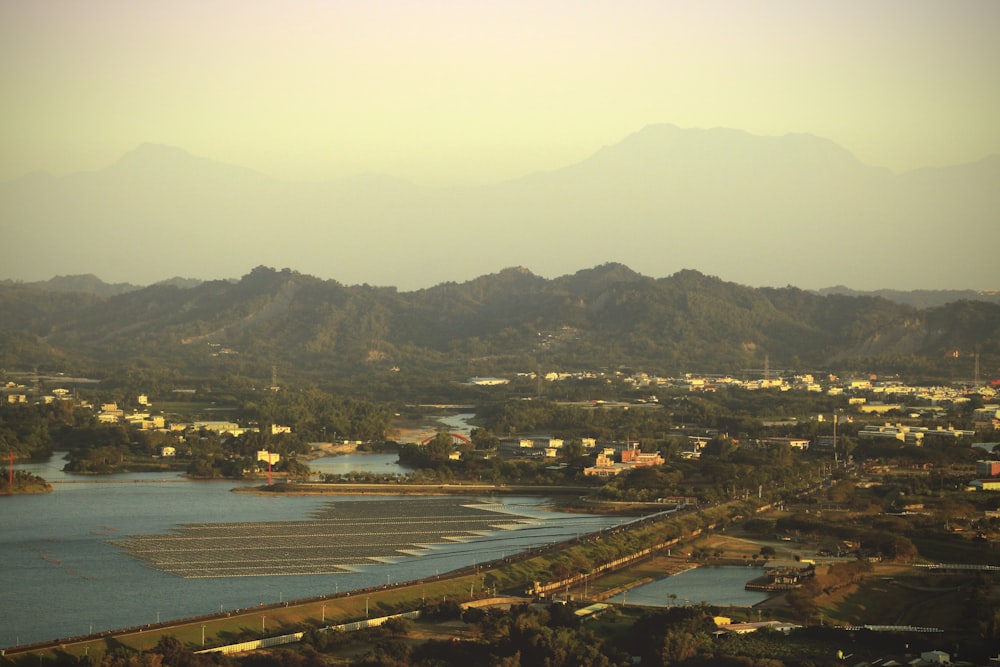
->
[1,265,998,386]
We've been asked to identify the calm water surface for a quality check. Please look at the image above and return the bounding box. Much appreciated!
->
[307,452,413,476]
[608,565,772,608]
[2,453,618,647]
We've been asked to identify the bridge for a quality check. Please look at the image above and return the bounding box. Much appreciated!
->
[420,432,471,445]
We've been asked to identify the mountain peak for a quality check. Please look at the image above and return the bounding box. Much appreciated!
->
[555,263,646,295]
[113,142,197,167]
[105,143,265,181]
[574,262,641,281]
[468,266,542,287]
[549,125,842,186]
[499,266,535,277]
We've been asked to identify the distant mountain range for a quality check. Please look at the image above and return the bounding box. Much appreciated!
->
[0,274,203,297]
[2,124,997,291]
[816,286,1000,309]
[5,272,998,309]
[2,265,997,386]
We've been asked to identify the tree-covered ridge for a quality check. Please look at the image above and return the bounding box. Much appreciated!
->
[1,265,997,386]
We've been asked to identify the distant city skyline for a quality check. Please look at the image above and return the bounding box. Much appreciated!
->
[3,0,999,185]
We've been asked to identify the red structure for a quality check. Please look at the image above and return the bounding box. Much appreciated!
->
[420,433,471,445]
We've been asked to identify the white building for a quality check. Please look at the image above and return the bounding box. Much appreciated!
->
[257,450,280,465]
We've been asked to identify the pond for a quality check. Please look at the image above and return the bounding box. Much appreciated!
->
[608,565,772,608]
[306,452,412,476]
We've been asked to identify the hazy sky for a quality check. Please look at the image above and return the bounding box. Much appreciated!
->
[3,0,999,185]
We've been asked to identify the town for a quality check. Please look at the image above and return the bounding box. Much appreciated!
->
[3,363,1000,666]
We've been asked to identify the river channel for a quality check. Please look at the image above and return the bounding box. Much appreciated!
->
[2,451,621,648]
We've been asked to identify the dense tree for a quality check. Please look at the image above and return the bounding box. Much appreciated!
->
[0,403,55,459]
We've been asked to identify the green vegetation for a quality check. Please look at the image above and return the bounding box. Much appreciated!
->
[0,469,51,494]
[2,266,999,392]
[0,382,392,478]
[0,402,64,461]
[29,600,995,667]
[3,267,1000,664]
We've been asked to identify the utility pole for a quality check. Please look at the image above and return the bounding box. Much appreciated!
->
[833,412,838,466]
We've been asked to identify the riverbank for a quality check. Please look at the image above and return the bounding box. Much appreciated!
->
[237,481,593,497]
[0,482,52,495]
[0,472,52,495]
[300,440,369,460]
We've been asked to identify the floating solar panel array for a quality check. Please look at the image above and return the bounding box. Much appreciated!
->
[111,498,535,578]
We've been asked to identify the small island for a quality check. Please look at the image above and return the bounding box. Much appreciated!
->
[0,470,52,495]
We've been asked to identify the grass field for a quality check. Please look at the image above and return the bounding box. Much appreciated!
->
[20,573,490,664]
[154,400,239,420]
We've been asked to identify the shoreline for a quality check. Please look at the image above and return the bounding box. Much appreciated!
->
[236,482,594,497]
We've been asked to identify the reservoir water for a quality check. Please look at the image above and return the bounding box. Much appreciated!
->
[608,566,772,608]
[306,452,413,476]
[2,453,619,648]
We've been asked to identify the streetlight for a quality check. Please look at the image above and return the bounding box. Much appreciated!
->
[262,616,266,634]
[365,597,370,618]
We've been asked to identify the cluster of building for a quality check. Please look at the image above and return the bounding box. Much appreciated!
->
[858,423,977,445]
[5,374,997,481]
[497,436,573,457]
[491,436,665,476]
[582,445,665,477]
[1,381,300,467]
[96,395,170,430]
[4,383,87,405]
[968,460,1000,492]
[467,369,998,405]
